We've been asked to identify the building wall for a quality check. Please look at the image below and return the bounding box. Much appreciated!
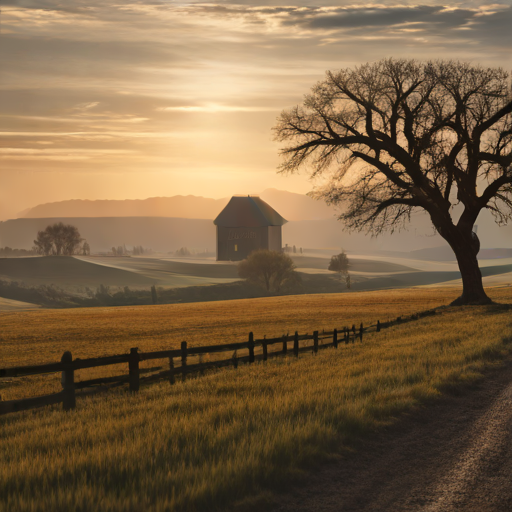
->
[216,226,269,261]
[267,226,282,252]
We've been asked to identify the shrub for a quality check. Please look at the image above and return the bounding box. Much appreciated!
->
[238,250,300,293]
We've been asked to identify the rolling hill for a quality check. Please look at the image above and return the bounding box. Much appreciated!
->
[0,256,156,288]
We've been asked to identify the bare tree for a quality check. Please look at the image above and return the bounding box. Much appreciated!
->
[34,223,84,256]
[274,59,512,305]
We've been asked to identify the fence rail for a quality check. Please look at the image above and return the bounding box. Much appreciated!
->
[0,309,437,416]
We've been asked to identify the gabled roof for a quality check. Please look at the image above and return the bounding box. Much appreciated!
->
[214,196,287,227]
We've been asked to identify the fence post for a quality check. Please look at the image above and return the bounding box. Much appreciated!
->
[262,341,268,361]
[377,320,381,332]
[233,350,238,369]
[352,325,356,344]
[333,328,338,349]
[344,328,349,345]
[282,336,287,355]
[249,332,255,363]
[129,347,140,392]
[359,323,363,343]
[61,351,75,411]
[169,356,175,385]
[181,341,188,381]
[294,331,299,358]
[313,331,319,354]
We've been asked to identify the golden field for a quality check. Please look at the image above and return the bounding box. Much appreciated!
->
[1,286,510,401]
[1,286,512,511]
[4,286,512,367]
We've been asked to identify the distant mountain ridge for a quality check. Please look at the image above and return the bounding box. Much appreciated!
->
[19,189,337,222]
[20,196,229,221]
[11,190,511,252]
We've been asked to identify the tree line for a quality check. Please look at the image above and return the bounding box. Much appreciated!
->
[0,247,37,257]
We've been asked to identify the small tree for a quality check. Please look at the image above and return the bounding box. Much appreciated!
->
[175,247,191,257]
[238,250,300,293]
[150,285,158,305]
[34,223,84,256]
[328,251,351,288]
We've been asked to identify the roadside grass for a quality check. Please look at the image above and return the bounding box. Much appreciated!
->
[1,289,512,511]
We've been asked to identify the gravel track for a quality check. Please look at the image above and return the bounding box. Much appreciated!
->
[271,360,512,512]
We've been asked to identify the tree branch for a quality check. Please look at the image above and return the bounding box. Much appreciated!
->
[480,169,512,207]
[473,99,512,138]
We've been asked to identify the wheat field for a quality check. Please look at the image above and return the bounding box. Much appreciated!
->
[1,286,512,511]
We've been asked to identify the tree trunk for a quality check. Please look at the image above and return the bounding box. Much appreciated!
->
[448,236,493,306]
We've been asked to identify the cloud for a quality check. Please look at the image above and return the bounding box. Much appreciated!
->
[0,131,209,139]
[73,102,100,111]
[0,147,138,161]
[0,0,510,217]
[292,6,467,30]
[158,103,278,113]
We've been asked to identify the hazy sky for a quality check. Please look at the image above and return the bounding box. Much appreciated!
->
[1,0,511,219]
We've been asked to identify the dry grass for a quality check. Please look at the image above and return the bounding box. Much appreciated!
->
[3,287,511,367]
[1,286,512,511]
[1,286,511,401]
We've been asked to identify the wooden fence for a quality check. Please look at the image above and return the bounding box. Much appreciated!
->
[0,309,437,416]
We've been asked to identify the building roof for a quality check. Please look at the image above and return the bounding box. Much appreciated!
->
[214,196,287,227]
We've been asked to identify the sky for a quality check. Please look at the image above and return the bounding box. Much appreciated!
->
[0,0,511,220]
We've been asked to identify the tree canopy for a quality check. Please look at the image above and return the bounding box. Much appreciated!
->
[328,251,349,273]
[34,223,85,256]
[274,59,512,305]
[328,251,351,289]
[238,250,300,293]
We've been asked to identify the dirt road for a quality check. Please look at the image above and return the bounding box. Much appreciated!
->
[271,360,512,512]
